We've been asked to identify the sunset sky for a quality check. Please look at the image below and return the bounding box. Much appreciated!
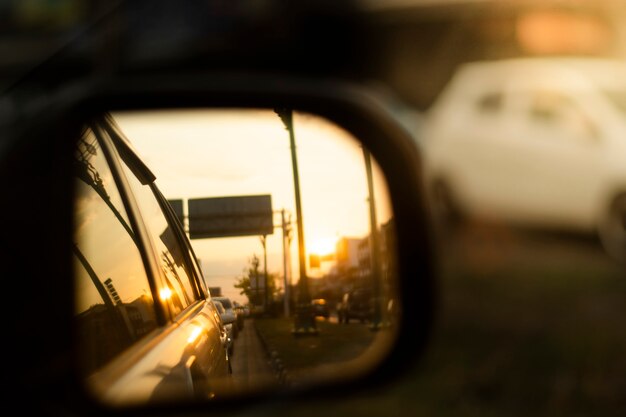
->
[112,109,393,304]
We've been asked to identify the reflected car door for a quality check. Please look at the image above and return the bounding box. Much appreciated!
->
[77,117,231,407]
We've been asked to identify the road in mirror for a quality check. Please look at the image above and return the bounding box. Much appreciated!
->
[73,108,399,406]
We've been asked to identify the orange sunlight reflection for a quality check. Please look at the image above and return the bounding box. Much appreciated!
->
[159,287,173,302]
[187,325,203,344]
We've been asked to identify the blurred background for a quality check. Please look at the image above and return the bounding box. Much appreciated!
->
[2,0,625,416]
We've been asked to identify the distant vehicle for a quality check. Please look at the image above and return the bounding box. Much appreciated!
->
[337,288,373,324]
[213,300,235,356]
[422,57,626,262]
[311,298,330,319]
[232,301,246,330]
[209,287,223,297]
[212,296,239,337]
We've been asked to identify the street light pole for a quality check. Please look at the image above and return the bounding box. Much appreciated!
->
[363,147,383,330]
[275,108,317,336]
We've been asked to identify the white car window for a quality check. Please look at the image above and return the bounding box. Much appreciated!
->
[528,90,598,140]
[475,91,504,114]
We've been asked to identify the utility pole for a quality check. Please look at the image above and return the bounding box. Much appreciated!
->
[363,147,383,330]
[252,255,260,311]
[260,235,269,314]
[281,209,291,317]
[287,212,294,309]
[275,108,317,336]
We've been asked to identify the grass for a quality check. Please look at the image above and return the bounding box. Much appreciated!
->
[253,316,379,370]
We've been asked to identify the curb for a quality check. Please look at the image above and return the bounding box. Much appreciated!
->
[253,320,292,386]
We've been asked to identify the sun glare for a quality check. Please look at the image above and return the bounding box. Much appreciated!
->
[308,236,337,256]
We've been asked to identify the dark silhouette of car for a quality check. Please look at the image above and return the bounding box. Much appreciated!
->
[311,298,330,319]
[233,301,246,330]
[336,289,373,324]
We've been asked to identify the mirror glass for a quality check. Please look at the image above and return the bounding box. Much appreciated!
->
[72,108,399,406]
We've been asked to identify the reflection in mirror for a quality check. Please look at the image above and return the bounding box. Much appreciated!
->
[73,108,400,406]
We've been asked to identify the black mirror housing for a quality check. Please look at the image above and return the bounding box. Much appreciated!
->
[0,72,436,416]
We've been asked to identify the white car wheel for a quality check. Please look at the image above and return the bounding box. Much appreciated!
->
[598,193,626,263]
[430,179,464,233]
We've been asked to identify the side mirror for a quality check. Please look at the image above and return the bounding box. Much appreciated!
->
[0,73,436,415]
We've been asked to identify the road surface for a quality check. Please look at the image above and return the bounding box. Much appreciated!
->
[229,318,278,392]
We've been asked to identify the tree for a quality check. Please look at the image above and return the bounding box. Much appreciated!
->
[234,254,280,307]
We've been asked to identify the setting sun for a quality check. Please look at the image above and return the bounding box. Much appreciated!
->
[308,236,337,256]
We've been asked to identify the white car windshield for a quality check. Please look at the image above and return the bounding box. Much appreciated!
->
[604,90,626,117]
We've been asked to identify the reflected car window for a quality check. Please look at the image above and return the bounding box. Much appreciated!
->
[115,143,201,317]
[73,128,158,376]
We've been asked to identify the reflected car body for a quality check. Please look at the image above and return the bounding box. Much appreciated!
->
[74,114,232,406]
[422,57,626,261]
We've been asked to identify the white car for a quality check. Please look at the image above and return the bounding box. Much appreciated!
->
[212,296,239,338]
[213,300,235,356]
[421,57,626,262]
